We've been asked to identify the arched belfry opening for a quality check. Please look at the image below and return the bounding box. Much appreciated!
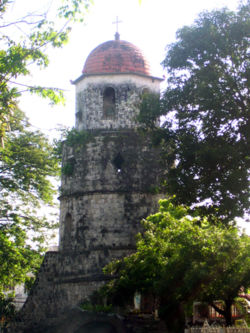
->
[103,87,116,119]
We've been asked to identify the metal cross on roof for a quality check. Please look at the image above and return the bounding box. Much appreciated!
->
[113,16,122,33]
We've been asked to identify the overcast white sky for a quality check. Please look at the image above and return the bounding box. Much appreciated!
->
[6,0,249,235]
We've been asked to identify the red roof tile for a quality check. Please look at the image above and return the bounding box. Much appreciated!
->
[82,39,151,76]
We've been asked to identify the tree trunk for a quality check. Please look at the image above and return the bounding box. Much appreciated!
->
[224,300,233,326]
[211,299,233,326]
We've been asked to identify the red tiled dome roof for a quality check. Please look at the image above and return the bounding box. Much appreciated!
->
[82,38,151,76]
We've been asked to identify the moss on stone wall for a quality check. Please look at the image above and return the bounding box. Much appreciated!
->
[64,128,93,147]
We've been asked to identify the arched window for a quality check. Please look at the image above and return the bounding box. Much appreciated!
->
[103,87,116,119]
[63,213,72,249]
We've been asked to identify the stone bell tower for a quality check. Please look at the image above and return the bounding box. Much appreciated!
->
[59,33,164,256]
[18,34,164,330]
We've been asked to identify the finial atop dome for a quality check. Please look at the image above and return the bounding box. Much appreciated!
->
[115,31,120,41]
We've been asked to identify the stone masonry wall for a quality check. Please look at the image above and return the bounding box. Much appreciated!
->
[61,131,163,194]
[18,130,165,329]
[59,130,165,252]
[16,71,165,331]
[75,74,161,131]
[20,249,130,325]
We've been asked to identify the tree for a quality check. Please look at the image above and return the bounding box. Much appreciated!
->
[0,292,16,331]
[0,0,92,143]
[104,198,250,332]
[140,2,250,224]
[0,108,60,290]
[0,0,92,290]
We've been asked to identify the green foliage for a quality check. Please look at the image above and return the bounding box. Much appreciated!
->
[0,0,92,290]
[55,127,92,159]
[234,298,250,326]
[64,128,91,147]
[24,275,36,293]
[59,0,93,22]
[0,227,42,291]
[235,318,249,328]
[137,92,162,129]
[0,292,16,329]
[104,198,250,330]
[62,161,75,176]
[139,2,250,224]
[0,109,59,290]
[0,0,92,142]
[80,302,113,313]
[80,289,114,314]
[29,86,66,106]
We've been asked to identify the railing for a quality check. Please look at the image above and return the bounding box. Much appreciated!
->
[185,326,250,333]
[226,329,250,333]
[185,321,250,333]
